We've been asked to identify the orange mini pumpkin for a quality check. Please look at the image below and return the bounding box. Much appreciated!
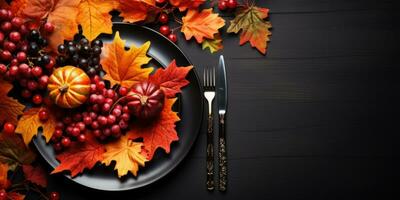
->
[47,66,91,108]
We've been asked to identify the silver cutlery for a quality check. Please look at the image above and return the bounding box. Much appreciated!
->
[217,55,228,191]
[203,66,216,191]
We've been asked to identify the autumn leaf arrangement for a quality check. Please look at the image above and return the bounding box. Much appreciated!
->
[0,0,272,197]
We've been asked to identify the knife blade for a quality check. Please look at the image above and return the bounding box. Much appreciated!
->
[217,55,227,191]
[217,55,227,115]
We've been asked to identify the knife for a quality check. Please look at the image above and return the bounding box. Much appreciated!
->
[217,55,227,191]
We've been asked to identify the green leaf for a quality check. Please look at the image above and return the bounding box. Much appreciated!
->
[202,34,223,53]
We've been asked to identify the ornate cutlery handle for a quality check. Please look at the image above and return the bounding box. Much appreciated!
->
[219,114,227,191]
[206,114,214,191]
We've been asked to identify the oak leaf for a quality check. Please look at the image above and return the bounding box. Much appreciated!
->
[227,5,272,54]
[15,107,56,145]
[22,165,48,187]
[149,60,192,98]
[181,8,225,44]
[0,133,36,171]
[102,135,147,177]
[202,33,223,53]
[127,98,180,160]
[0,163,9,189]
[169,0,205,11]
[77,0,115,41]
[0,80,25,125]
[101,31,153,88]
[119,0,159,23]
[52,135,105,177]
[17,0,80,51]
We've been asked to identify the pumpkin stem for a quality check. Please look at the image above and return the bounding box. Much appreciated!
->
[58,84,69,93]
[140,96,149,106]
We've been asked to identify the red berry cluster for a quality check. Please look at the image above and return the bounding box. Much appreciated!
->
[156,8,176,43]
[0,8,55,105]
[159,25,177,43]
[218,0,238,11]
[50,76,132,150]
[86,77,131,140]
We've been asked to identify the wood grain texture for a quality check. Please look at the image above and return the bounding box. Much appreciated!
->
[37,0,399,199]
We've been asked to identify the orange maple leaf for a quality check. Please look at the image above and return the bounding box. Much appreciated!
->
[101,31,153,88]
[227,6,272,54]
[118,0,159,23]
[22,165,48,187]
[0,163,9,189]
[52,134,105,177]
[77,0,116,41]
[0,79,25,125]
[0,133,36,171]
[127,98,180,160]
[15,0,80,51]
[102,135,147,177]
[181,8,225,43]
[169,0,205,11]
[15,107,56,145]
[149,60,193,98]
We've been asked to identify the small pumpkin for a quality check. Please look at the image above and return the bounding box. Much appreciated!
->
[47,66,91,108]
[126,81,165,119]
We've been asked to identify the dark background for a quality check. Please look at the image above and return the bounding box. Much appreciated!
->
[38,0,399,199]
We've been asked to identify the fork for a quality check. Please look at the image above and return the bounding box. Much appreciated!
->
[204,66,216,191]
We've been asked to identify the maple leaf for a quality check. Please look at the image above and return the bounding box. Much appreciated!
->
[52,135,105,177]
[181,8,225,44]
[119,0,159,23]
[202,33,223,53]
[15,107,56,145]
[102,135,147,177]
[0,80,25,125]
[15,0,80,51]
[22,165,48,187]
[77,0,115,41]
[169,0,205,11]
[127,98,180,160]
[227,5,272,54]
[0,163,9,189]
[149,60,193,98]
[0,133,36,171]
[101,31,153,88]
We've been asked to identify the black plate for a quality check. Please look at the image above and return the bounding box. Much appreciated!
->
[33,23,203,191]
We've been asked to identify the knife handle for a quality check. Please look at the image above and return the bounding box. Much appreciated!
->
[218,113,227,191]
[206,114,214,191]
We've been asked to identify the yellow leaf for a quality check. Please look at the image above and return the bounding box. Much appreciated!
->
[77,0,115,41]
[0,79,25,125]
[202,34,223,53]
[181,8,225,43]
[101,31,153,88]
[102,135,147,177]
[15,107,56,145]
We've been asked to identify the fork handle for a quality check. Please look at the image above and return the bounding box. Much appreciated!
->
[218,113,227,191]
[206,114,214,191]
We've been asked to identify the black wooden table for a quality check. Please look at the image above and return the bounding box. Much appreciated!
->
[41,0,398,199]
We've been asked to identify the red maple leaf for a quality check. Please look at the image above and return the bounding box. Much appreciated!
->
[52,134,105,177]
[127,98,180,160]
[149,60,193,98]
[22,165,47,187]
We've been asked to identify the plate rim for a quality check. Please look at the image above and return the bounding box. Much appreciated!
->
[33,22,204,191]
